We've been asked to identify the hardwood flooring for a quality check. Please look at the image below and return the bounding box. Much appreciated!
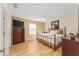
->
[9,39,62,56]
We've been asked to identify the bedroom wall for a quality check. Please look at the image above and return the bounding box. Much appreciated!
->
[45,21,51,32]
[60,4,78,34]
[60,16,78,34]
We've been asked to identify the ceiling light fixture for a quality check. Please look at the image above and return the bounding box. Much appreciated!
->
[13,3,17,8]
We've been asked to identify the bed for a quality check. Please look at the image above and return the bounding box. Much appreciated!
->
[37,28,66,51]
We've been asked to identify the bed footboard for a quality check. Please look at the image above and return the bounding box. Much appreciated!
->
[37,34,62,51]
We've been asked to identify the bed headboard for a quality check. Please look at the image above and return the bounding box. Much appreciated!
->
[49,27,66,36]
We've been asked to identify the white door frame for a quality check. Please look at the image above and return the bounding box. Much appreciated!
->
[0,3,4,56]
[0,3,12,56]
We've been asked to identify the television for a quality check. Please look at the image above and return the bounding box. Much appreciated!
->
[13,20,24,27]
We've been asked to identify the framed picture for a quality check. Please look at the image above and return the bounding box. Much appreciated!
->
[51,20,59,30]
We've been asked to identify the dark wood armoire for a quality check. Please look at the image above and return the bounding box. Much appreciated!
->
[12,20,25,45]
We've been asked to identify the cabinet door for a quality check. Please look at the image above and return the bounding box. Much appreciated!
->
[21,28,25,42]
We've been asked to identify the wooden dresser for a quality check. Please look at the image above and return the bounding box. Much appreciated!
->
[12,20,25,45]
[13,27,25,45]
[62,39,79,56]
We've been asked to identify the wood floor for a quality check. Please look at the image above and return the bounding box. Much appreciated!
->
[9,39,62,56]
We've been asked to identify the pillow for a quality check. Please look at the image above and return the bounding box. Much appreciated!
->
[69,33,75,40]
[49,30,58,34]
[57,29,63,34]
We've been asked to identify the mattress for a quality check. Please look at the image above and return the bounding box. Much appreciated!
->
[37,33,63,45]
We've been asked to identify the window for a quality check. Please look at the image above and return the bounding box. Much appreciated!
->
[29,24,36,35]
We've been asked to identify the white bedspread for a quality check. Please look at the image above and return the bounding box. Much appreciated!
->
[37,33,63,45]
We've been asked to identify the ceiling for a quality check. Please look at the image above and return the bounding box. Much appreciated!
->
[6,3,79,22]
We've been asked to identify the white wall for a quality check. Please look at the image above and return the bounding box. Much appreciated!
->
[45,21,51,32]
[60,4,78,34]
[60,16,78,34]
